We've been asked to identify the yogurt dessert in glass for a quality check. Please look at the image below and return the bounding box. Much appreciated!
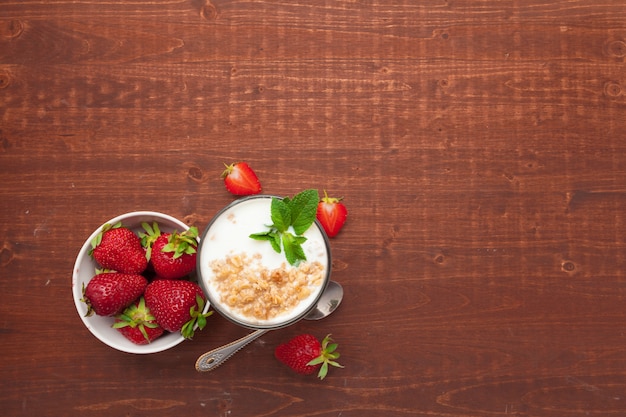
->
[197,194,331,329]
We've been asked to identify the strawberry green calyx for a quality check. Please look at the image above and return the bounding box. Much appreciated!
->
[221,162,235,179]
[181,295,213,339]
[89,221,123,255]
[321,189,343,205]
[139,221,161,261]
[307,334,344,380]
[113,297,161,343]
[163,227,199,260]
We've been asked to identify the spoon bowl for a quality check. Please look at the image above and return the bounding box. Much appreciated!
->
[303,280,343,320]
[195,280,343,372]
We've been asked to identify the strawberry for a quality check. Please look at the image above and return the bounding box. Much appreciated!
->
[274,334,343,380]
[316,191,348,238]
[144,279,212,338]
[89,222,148,274]
[221,162,262,196]
[140,222,198,280]
[113,297,164,345]
[81,272,148,317]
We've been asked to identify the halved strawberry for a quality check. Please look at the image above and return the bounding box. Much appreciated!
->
[113,297,164,345]
[221,162,262,196]
[316,191,348,238]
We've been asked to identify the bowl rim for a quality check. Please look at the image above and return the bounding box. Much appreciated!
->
[72,210,208,354]
[196,195,332,330]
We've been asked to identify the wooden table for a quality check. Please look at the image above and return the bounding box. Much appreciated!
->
[2,1,625,416]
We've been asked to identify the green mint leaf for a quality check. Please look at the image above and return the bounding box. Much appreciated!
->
[270,233,281,253]
[249,231,282,253]
[271,198,291,232]
[293,235,307,245]
[288,189,319,235]
[249,231,274,241]
[282,232,307,266]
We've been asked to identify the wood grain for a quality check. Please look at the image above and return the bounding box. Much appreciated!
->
[1,0,625,416]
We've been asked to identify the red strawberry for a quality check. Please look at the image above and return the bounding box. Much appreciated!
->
[274,334,343,380]
[316,191,348,238]
[81,272,148,317]
[90,222,148,274]
[113,297,164,345]
[144,279,212,338]
[221,162,262,196]
[140,222,198,280]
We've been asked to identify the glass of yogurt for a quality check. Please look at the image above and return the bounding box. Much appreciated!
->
[197,195,332,330]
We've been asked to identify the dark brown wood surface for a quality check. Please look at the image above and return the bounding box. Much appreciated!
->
[1,1,625,416]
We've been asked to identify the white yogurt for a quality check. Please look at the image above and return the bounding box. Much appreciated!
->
[198,196,330,328]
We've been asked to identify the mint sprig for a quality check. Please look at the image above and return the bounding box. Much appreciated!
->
[249,189,319,266]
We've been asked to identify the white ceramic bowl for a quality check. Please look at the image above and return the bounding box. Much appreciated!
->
[197,196,331,330]
[72,211,209,354]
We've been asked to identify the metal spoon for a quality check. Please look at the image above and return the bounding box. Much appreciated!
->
[195,280,344,372]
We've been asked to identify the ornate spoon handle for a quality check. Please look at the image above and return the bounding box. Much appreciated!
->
[195,329,269,372]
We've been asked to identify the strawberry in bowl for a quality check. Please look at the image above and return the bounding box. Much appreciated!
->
[72,211,212,354]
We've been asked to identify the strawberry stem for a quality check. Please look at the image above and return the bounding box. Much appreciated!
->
[321,189,344,204]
